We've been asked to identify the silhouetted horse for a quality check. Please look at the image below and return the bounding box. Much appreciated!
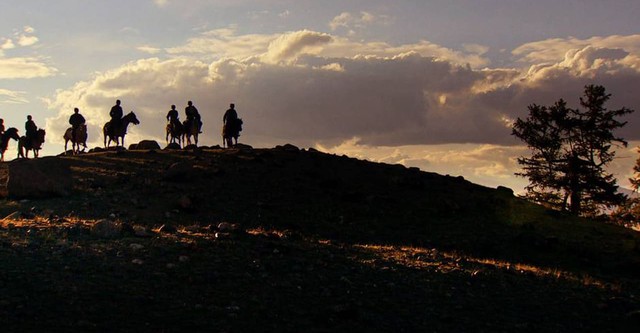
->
[103,111,140,148]
[182,119,199,146]
[64,124,88,154]
[18,128,46,158]
[222,118,242,148]
[0,127,20,161]
[166,121,183,147]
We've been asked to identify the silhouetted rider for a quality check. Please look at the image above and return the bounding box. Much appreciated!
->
[109,99,123,136]
[223,103,238,132]
[25,115,37,144]
[185,100,202,133]
[69,107,86,141]
[166,104,180,128]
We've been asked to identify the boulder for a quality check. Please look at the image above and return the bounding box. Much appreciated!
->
[132,140,161,150]
[275,143,299,151]
[90,219,121,238]
[7,158,73,199]
[165,142,181,150]
[234,143,253,150]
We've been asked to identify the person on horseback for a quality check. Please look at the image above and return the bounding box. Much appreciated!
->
[166,104,180,129]
[109,99,123,137]
[69,107,86,142]
[25,115,38,145]
[224,103,240,135]
[185,100,202,133]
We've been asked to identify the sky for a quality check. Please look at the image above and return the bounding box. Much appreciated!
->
[1,0,640,192]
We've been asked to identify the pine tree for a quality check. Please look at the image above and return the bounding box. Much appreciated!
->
[512,85,633,216]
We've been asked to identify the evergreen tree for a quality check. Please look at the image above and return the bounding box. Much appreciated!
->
[512,85,633,216]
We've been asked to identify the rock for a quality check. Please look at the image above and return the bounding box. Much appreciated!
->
[275,143,299,151]
[159,224,177,234]
[133,225,153,238]
[129,243,144,250]
[217,222,239,232]
[89,147,105,153]
[496,186,515,196]
[163,161,194,181]
[7,158,73,199]
[178,195,192,210]
[132,140,161,150]
[234,143,253,150]
[165,142,181,150]
[90,219,121,238]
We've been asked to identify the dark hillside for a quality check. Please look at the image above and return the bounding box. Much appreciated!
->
[0,145,638,331]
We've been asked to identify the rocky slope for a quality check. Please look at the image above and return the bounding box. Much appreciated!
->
[0,144,638,332]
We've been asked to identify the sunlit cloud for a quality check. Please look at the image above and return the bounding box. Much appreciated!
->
[153,0,169,8]
[1,39,15,50]
[513,34,640,65]
[0,88,28,104]
[138,45,162,54]
[0,57,58,79]
[329,11,392,32]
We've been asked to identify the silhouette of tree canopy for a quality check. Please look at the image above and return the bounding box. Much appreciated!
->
[512,85,634,216]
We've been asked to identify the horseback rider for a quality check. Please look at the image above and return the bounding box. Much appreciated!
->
[166,104,180,130]
[223,103,239,135]
[25,115,38,144]
[69,107,86,142]
[109,99,123,136]
[185,100,202,133]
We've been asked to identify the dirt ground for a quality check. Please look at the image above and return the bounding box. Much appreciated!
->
[0,147,638,332]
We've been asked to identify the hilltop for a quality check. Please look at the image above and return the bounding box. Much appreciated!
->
[0,144,639,332]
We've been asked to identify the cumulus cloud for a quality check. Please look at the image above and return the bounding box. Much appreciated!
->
[166,27,490,68]
[262,30,332,63]
[44,30,640,158]
[0,57,58,79]
[513,34,640,64]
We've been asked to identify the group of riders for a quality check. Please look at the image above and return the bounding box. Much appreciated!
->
[0,114,41,148]
[0,99,243,154]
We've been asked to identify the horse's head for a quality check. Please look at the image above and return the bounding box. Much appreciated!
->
[37,128,46,141]
[125,111,140,125]
[5,127,20,141]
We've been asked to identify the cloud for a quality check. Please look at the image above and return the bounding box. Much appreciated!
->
[43,30,640,157]
[138,45,162,54]
[153,0,169,8]
[513,34,640,65]
[1,39,15,50]
[0,57,58,79]
[262,30,332,63]
[17,35,38,47]
[166,27,490,68]
[329,11,392,32]
[0,88,28,104]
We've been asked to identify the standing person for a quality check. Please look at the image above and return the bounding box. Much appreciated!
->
[109,99,123,136]
[69,107,86,142]
[185,100,202,133]
[25,115,37,144]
